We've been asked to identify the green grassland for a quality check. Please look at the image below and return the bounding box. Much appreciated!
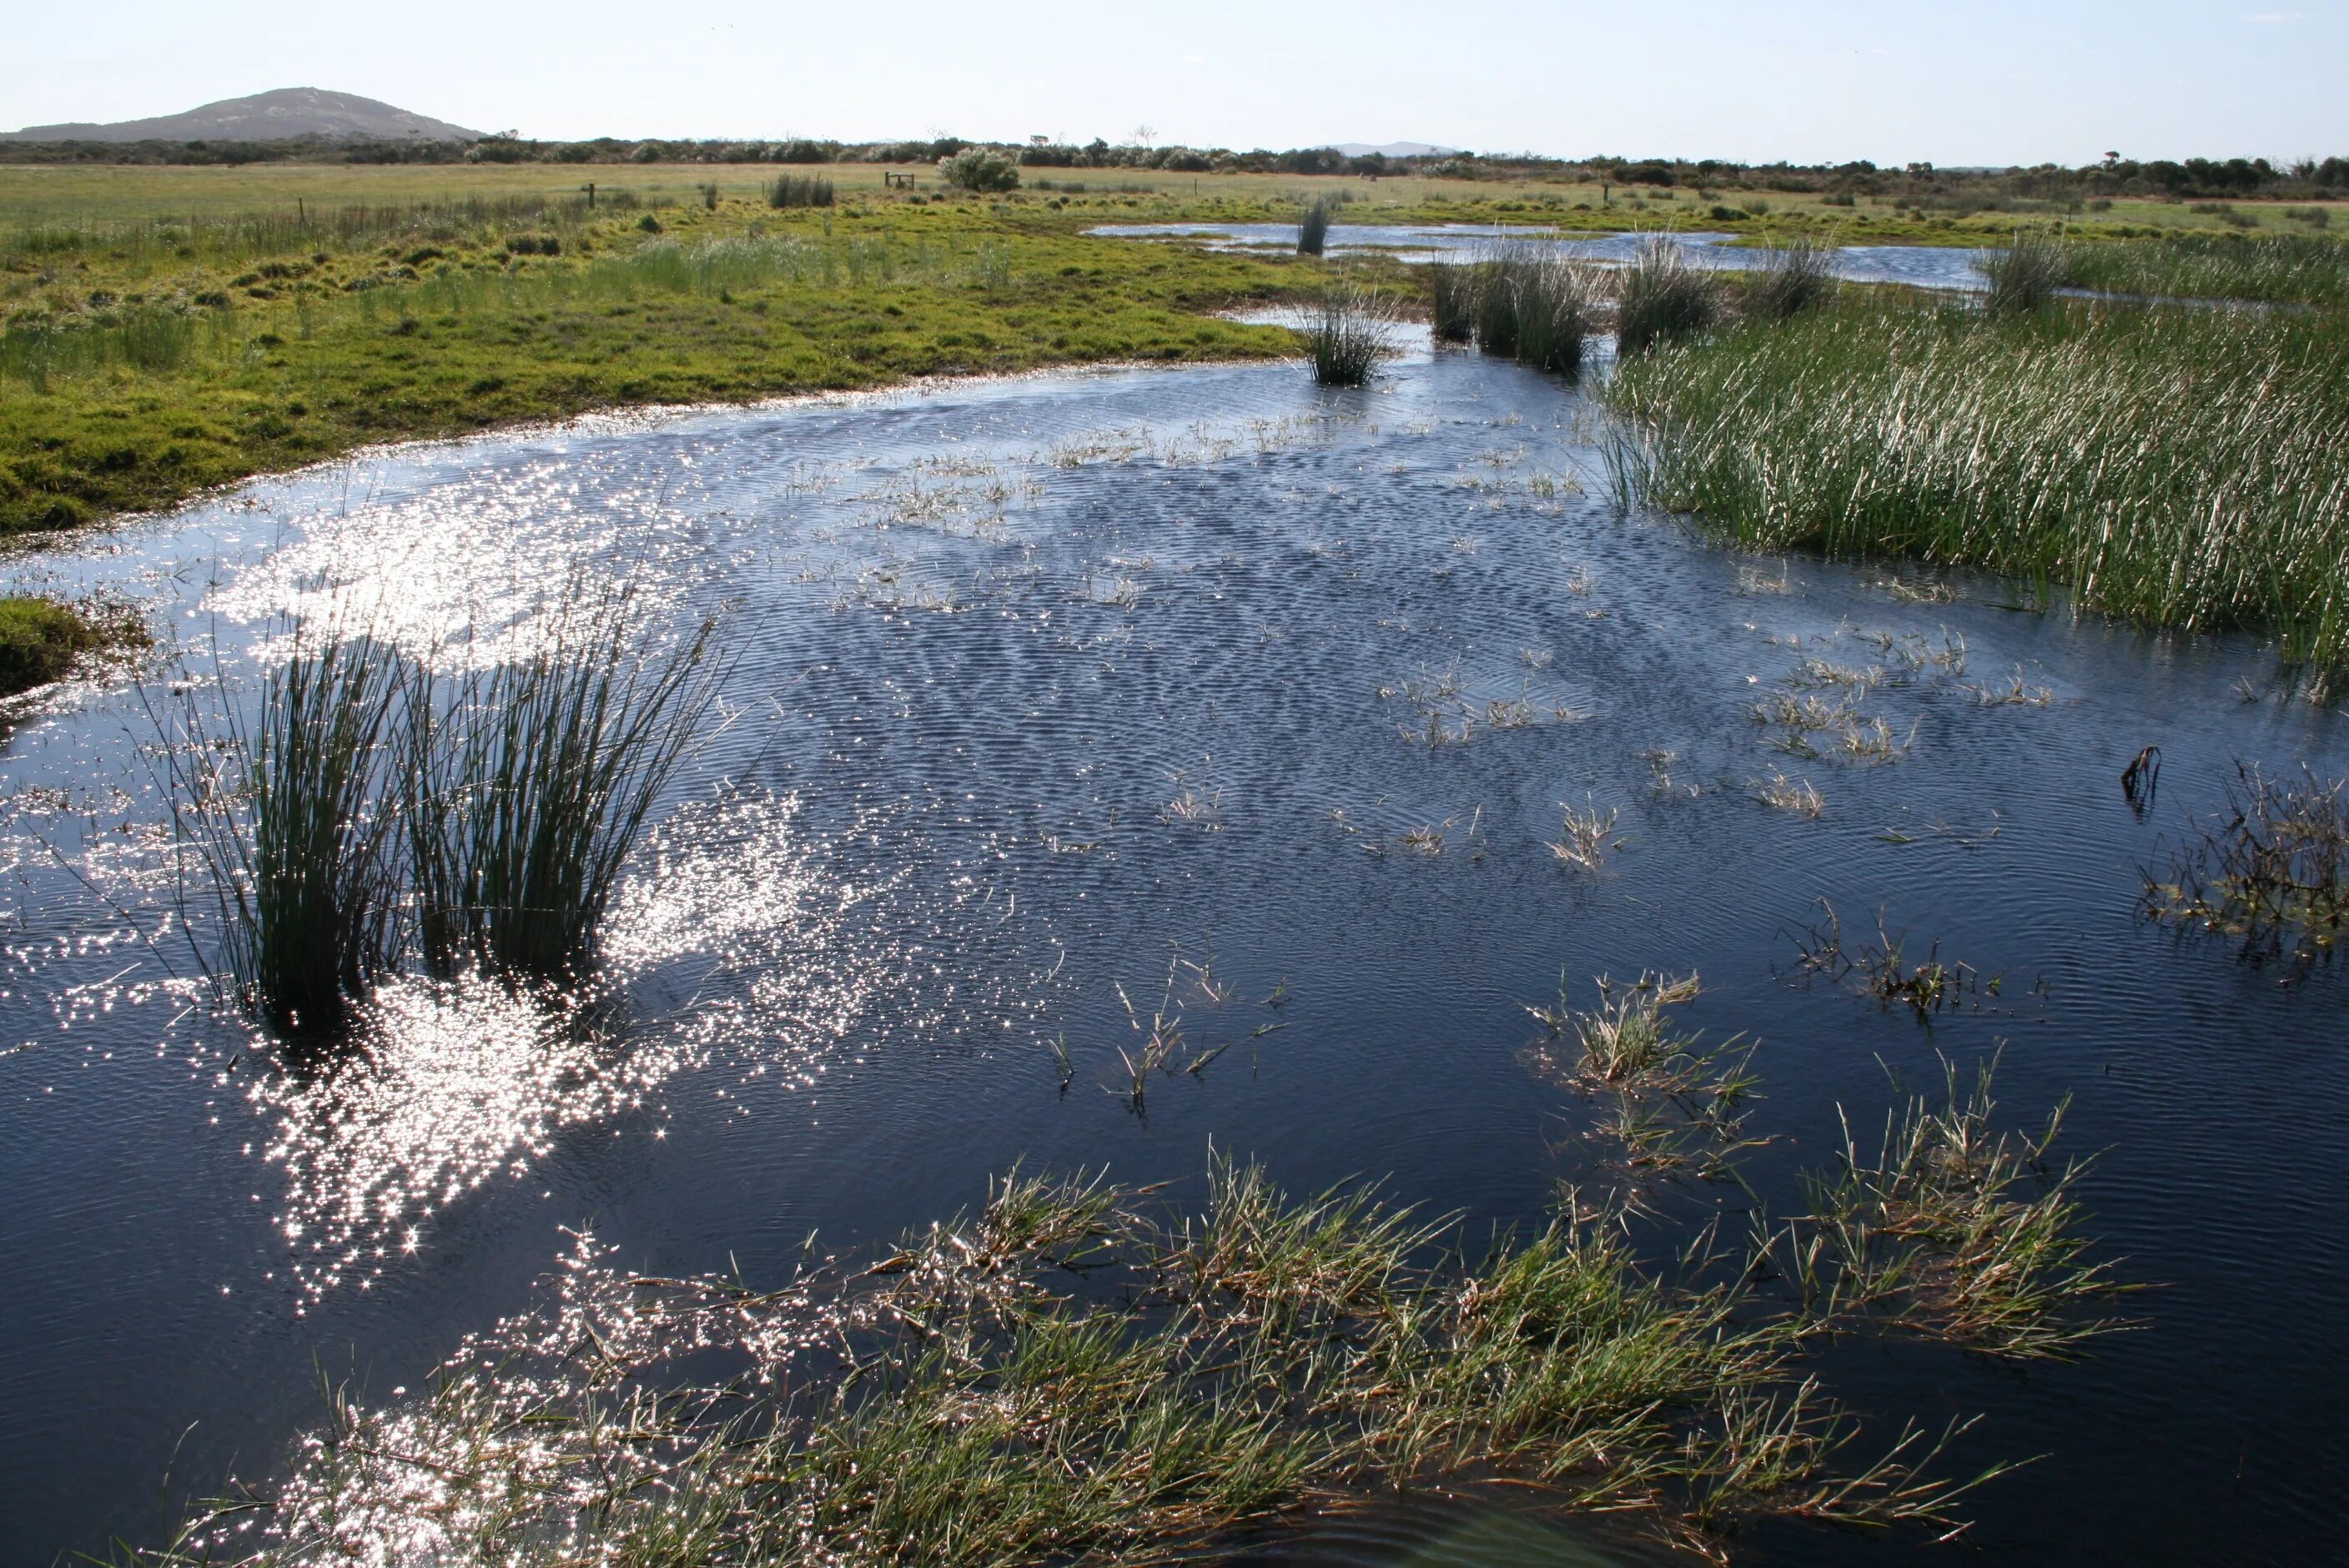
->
[4,162,2346,544]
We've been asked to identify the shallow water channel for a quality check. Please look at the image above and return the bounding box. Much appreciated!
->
[1089,223,1998,290]
[3,330,2346,1564]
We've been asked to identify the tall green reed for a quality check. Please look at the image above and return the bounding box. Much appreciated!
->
[408,593,724,982]
[1299,284,1393,386]
[1297,197,1333,258]
[1616,235,1721,353]
[161,626,407,1036]
[1605,295,2349,670]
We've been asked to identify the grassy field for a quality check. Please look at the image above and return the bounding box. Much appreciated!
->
[5,158,2347,586]
[0,174,1340,536]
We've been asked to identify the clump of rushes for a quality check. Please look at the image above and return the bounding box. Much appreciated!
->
[1743,241,1837,320]
[1300,283,1394,386]
[1603,296,2349,671]
[0,593,143,696]
[157,593,723,1034]
[1616,235,1721,353]
[159,1157,2014,1567]
[2057,232,2349,304]
[1977,231,2067,316]
[1429,260,1479,343]
[768,174,835,209]
[1297,195,1334,257]
[160,625,407,1036]
[1428,249,1600,374]
[2147,762,2349,957]
[409,591,724,982]
[1507,253,1603,374]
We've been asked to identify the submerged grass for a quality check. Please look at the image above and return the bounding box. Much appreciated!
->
[1604,295,2349,670]
[0,591,145,696]
[147,1153,2011,1568]
[2147,761,2349,955]
[1779,1058,2135,1359]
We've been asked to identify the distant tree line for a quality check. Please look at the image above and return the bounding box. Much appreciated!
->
[3,133,2343,199]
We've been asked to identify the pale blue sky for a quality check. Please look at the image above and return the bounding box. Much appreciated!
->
[8,2,2342,165]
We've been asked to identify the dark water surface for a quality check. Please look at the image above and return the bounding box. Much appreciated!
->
[3,332,2346,1564]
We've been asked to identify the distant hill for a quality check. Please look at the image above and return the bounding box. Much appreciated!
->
[1,88,482,143]
[1331,142,1461,159]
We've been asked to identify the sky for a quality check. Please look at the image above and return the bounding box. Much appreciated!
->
[7,2,2344,167]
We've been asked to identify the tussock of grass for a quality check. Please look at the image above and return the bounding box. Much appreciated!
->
[1742,242,1837,320]
[409,591,722,981]
[1604,297,2349,670]
[158,595,722,1031]
[1616,236,1721,354]
[1977,232,2067,316]
[1430,249,1601,373]
[158,624,406,1035]
[1297,195,1334,257]
[1299,283,1394,385]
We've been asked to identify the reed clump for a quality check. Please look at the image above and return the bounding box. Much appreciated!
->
[1978,232,2069,316]
[2059,231,2349,306]
[409,595,723,981]
[1604,296,2349,670]
[1300,283,1394,386]
[767,173,837,209]
[1297,195,1334,257]
[1615,236,1721,354]
[1743,242,1837,320]
[1427,248,1601,374]
[160,595,723,1032]
[161,626,407,1036]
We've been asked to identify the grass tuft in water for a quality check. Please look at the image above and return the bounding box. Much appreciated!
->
[1299,283,1394,386]
[2147,761,2349,956]
[1781,1057,2136,1359]
[1616,236,1721,354]
[1296,195,1334,257]
[160,624,407,1035]
[408,590,724,983]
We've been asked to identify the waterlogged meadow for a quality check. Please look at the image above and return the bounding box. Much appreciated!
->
[1,204,2348,1566]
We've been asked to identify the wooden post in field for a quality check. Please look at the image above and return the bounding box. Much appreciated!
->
[584,182,596,209]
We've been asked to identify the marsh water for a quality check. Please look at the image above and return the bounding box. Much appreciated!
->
[1089,223,1999,290]
[3,328,2346,1565]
